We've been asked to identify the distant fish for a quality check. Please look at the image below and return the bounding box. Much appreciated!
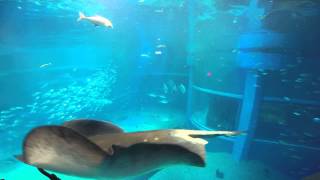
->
[77,12,113,28]
[293,112,301,116]
[148,93,157,98]
[179,84,186,94]
[154,9,164,13]
[40,62,52,68]
[156,44,166,48]
[283,96,291,101]
[140,53,151,58]
[159,99,168,104]
[158,95,166,99]
[290,155,303,160]
[163,83,169,94]
[313,117,320,123]
[154,51,162,55]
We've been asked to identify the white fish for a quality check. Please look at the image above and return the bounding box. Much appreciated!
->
[77,12,113,28]
[40,62,52,68]
[148,93,157,98]
[293,112,301,116]
[179,84,186,94]
[159,99,168,104]
[154,50,162,55]
[156,44,166,48]
[140,54,150,58]
[172,84,178,92]
[163,83,168,94]
[158,95,166,99]
[154,9,164,13]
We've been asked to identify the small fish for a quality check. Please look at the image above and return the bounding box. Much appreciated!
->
[158,95,166,99]
[77,12,113,28]
[303,132,314,137]
[295,78,304,83]
[299,73,311,77]
[179,84,186,94]
[279,133,288,137]
[313,117,320,123]
[148,93,157,98]
[140,54,150,58]
[290,155,303,160]
[1,111,10,114]
[154,51,162,55]
[156,44,166,48]
[154,9,164,13]
[293,112,301,116]
[283,96,291,101]
[40,62,52,68]
[216,169,224,179]
[163,83,169,94]
[159,99,168,104]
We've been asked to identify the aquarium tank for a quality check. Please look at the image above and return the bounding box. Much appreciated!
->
[0,0,320,180]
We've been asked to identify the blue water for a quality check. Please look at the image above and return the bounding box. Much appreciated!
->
[1,0,320,180]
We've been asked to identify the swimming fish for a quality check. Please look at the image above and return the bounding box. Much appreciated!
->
[40,62,52,68]
[15,119,242,179]
[154,50,162,55]
[163,83,169,94]
[147,93,157,98]
[140,53,151,58]
[77,12,113,28]
[159,99,169,104]
[179,84,186,94]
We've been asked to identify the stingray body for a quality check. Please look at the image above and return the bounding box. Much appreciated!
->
[16,119,241,179]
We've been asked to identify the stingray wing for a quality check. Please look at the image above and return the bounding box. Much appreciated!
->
[63,119,124,136]
[90,129,242,167]
[15,126,107,177]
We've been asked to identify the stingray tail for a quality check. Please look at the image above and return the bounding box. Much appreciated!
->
[77,11,86,21]
[176,130,244,140]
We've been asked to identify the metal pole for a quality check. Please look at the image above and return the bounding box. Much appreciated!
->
[233,70,261,160]
[186,0,195,128]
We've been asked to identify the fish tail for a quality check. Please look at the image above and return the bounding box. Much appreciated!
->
[77,11,85,21]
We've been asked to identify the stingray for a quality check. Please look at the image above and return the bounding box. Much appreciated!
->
[15,119,242,179]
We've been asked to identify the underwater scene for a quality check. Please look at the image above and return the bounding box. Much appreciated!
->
[0,0,320,179]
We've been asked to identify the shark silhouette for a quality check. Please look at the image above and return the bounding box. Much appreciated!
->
[15,119,241,179]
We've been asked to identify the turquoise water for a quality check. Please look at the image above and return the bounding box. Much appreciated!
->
[1,0,320,179]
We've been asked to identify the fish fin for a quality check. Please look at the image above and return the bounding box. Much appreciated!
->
[132,170,160,180]
[63,119,124,137]
[18,125,107,177]
[77,11,85,21]
[14,154,24,162]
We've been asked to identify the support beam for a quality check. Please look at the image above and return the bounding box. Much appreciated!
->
[186,0,195,128]
[233,71,261,161]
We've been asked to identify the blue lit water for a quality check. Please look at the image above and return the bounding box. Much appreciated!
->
[1,1,320,180]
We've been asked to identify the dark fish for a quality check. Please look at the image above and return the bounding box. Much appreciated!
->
[216,169,224,179]
[303,171,320,180]
[15,119,242,179]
